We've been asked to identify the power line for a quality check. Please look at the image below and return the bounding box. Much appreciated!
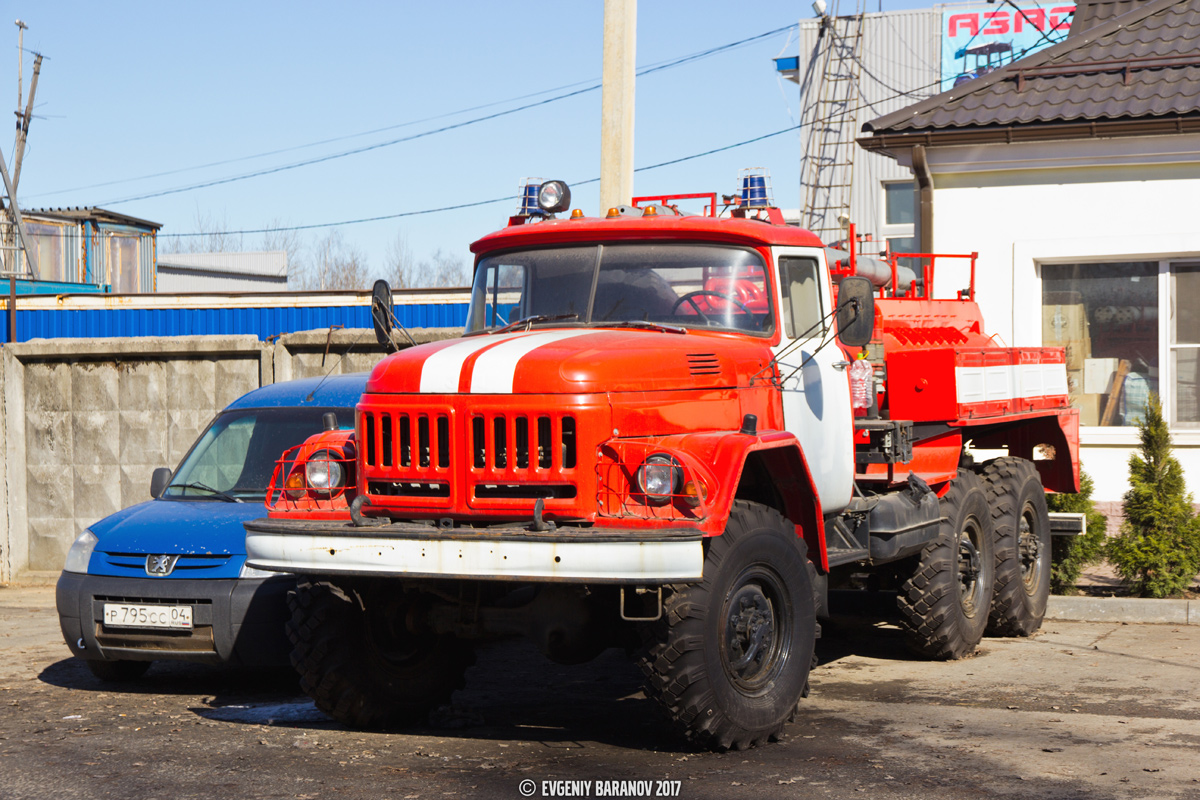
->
[74,57,1032,242]
[67,23,797,207]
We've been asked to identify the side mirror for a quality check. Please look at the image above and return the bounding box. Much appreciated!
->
[371,279,394,347]
[150,467,172,499]
[836,276,876,347]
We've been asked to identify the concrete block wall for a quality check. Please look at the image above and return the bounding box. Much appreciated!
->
[0,328,459,582]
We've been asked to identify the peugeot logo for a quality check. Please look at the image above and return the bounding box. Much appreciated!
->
[145,554,179,577]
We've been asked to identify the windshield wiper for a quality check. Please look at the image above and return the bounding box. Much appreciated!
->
[167,482,242,503]
[493,313,579,334]
[602,320,688,334]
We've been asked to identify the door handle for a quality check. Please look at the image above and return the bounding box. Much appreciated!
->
[832,361,850,371]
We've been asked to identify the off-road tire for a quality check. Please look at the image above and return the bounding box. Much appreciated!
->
[981,457,1051,636]
[637,500,817,751]
[85,659,151,682]
[287,579,473,729]
[898,469,995,659]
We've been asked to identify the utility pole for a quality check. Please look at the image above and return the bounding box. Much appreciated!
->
[12,52,41,191]
[4,19,36,344]
[599,0,636,213]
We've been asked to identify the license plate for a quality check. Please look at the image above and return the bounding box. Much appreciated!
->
[102,603,193,630]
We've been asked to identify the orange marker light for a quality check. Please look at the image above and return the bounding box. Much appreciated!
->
[570,209,584,219]
[643,205,659,217]
[606,207,621,219]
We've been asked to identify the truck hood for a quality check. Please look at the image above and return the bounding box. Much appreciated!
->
[367,329,774,394]
[90,498,264,556]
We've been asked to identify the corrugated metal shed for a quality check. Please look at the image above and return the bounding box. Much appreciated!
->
[862,0,1199,134]
[793,8,942,242]
[157,251,288,293]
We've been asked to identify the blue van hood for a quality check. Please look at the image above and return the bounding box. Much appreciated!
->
[91,498,265,556]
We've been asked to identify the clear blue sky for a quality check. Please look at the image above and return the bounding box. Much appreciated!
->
[10,1,933,282]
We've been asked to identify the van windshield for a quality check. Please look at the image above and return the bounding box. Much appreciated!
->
[466,243,774,336]
[162,407,354,502]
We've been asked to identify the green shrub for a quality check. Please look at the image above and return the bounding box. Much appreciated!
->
[1106,394,1200,598]
[1047,469,1108,594]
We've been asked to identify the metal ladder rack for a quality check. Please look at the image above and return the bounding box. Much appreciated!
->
[799,5,866,242]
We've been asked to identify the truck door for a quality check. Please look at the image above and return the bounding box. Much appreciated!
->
[772,248,854,515]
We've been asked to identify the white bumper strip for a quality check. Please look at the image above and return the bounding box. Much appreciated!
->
[246,532,705,583]
[469,330,594,394]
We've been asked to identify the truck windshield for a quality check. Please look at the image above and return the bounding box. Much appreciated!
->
[162,407,354,502]
[466,243,774,336]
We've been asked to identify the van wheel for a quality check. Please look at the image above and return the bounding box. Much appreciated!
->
[287,580,473,729]
[981,458,1051,636]
[85,659,151,682]
[637,500,816,751]
[898,470,995,659]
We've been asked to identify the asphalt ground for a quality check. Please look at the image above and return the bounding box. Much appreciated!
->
[2,584,1199,800]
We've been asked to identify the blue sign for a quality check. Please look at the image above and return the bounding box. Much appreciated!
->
[941,3,1076,91]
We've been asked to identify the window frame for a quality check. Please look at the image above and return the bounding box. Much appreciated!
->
[1034,255,1198,443]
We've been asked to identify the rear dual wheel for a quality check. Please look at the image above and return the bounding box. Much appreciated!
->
[981,457,1051,636]
[898,470,995,660]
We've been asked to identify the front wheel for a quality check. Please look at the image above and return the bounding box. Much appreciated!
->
[637,501,816,751]
[287,580,473,729]
[898,469,995,659]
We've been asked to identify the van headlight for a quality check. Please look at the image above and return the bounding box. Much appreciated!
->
[63,530,98,574]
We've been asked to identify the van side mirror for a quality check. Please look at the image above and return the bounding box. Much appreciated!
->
[150,468,172,499]
[836,276,876,347]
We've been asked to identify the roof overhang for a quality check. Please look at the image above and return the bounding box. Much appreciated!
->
[859,114,1200,158]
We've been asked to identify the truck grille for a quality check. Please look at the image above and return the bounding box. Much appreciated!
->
[470,414,577,471]
[362,412,451,470]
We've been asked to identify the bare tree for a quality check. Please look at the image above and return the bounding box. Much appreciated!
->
[296,229,371,291]
[258,220,307,288]
[386,229,469,289]
[424,248,470,288]
[387,230,418,289]
[161,209,245,254]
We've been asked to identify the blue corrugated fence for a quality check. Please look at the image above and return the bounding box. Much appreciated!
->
[1,293,471,344]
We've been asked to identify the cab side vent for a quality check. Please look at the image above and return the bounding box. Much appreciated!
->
[687,353,721,376]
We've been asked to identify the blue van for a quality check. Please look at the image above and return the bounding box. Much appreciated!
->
[56,373,366,681]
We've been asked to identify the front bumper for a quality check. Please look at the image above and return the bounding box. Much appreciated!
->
[56,571,295,666]
[245,518,705,584]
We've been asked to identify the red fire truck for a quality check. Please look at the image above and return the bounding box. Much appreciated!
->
[245,178,1078,751]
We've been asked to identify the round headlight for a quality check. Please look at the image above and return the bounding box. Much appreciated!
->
[64,529,98,574]
[537,180,571,214]
[637,454,681,503]
[305,450,345,492]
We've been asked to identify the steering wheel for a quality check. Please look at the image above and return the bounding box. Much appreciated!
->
[671,290,753,325]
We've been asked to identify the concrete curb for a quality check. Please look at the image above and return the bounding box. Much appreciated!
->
[1047,595,1197,624]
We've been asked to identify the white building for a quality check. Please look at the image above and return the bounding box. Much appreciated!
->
[157,251,287,293]
[779,2,1074,250]
[858,0,1199,504]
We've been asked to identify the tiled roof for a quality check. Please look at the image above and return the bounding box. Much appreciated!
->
[862,0,1200,135]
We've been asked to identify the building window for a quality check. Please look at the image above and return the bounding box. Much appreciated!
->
[1041,261,1159,427]
[880,181,917,273]
[24,221,75,283]
[107,233,143,293]
[1171,263,1200,428]
[884,181,915,226]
